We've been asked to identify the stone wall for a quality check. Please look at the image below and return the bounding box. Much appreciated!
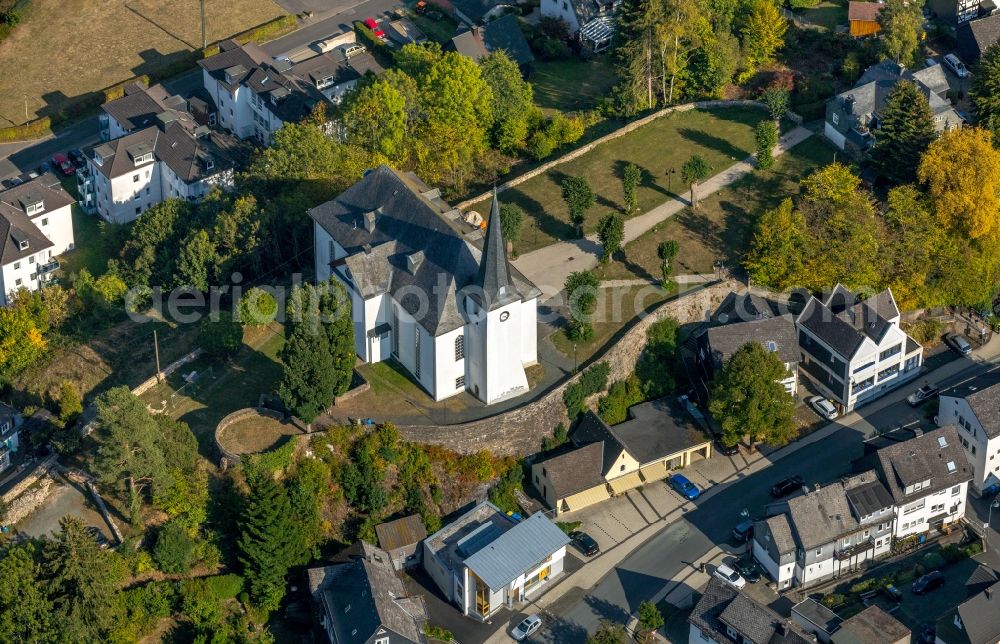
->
[397,280,740,456]
[214,407,288,466]
[455,100,792,211]
[132,347,205,396]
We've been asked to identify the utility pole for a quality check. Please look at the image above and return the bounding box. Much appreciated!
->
[200,0,207,49]
[153,329,162,382]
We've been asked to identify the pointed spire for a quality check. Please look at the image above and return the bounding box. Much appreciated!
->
[475,190,518,310]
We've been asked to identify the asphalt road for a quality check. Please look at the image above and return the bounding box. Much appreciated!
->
[538,354,998,642]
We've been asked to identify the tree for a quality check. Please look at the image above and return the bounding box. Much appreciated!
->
[741,0,787,75]
[883,185,937,310]
[0,543,54,642]
[481,51,535,153]
[597,213,626,262]
[658,0,707,104]
[760,86,789,122]
[198,311,244,359]
[681,155,713,207]
[744,199,807,290]
[42,516,126,641]
[615,0,666,111]
[588,621,629,644]
[918,128,1000,240]
[499,203,525,254]
[657,239,680,287]
[708,341,796,447]
[638,600,665,637]
[564,270,600,341]
[238,287,278,327]
[755,120,778,170]
[879,0,924,67]
[278,320,337,423]
[238,475,298,612]
[0,299,47,385]
[173,229,217,291]
[870,80,936,184]
[153,518,198,574]
[635,316,679,397]
[972,41,1000,140]
[57,380,83,425]
[622,162,641,213]
[286,280,355,397]
[342,78,408,161]
[687,26,740,98]
[561,176,595,236]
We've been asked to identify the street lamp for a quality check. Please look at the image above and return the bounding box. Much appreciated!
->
[665,167,677,194]
[573,343,578,373]
[986,499,1000,547]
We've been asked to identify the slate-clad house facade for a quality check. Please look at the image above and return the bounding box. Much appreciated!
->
[310,166,539,405]
[688,577,813,643]
[796,285,922,413]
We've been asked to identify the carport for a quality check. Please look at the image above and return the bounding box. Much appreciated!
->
[563,485,611,512]
[609,471,643,495]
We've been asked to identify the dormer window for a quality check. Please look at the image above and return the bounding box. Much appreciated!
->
[24,201,43,216]
[18,239,29,251]
[133,152,153,166]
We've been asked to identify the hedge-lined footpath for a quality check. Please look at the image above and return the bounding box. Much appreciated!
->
[0,14,297,143]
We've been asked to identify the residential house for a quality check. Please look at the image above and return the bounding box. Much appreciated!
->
[753,470,894,589]
[387,17,428,46]
[791,598,842,643]
[936,581,1000,643]
[831,605,910,644]
[375,514,428,571]
[540,0,619,52]
[796,285,922,413]
[824,61,963,157]
[450,15,535,75]
[81,112,247,224]
[848,2,882,36]
[435,0,513,26]
[531,403,713,515]
[0,403,23,474]
[876,425,971,538]
[928,0,983,25]
[307,541,428,643]
[937,367,1000,496]
[0,174,75,305]
[422,502,570,621]
[309,167,540,405]
[100,82,195,141]
[958,14,1000,64]
[688,576,814,644]
[695,313,800,395]
[287,48,386,105]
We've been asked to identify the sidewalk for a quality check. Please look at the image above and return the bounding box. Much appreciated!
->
[482,334,1000,643]
[511,126,814,299]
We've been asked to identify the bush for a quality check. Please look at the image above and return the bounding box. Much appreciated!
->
[237,287,278,327]
[198,312,244,358]
[557,521,582,534]
[0,117,52,143]
[598,375,645,425]
[488,461,523,513]
[941,543,964,563]
[564,362,611,417]
[821,593,845,608]
[965,541,984,557]
[848,578,877,594]
[904,318,946,344]
[153,518,198,574]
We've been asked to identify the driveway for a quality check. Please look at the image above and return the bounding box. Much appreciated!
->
[16,477,113,541]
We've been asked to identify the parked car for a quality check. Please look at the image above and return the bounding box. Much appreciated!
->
[6,176,24,187]
[771,475,805,498]
[511,614,542,641]
[669,474,700,501]
[808,396,838,420]
[570,531,600,557]
[713,563,747,589]
[714,437,739,456]
[731,519,754,542]
[943,53,969,78]
[945,332,973,356]
[733,556,762,583]
[912,570,945,595]
[52,153,75,176]
[68,148,85,166]
[363,17,387,39]
[919,623,936,644]
[882,583,903,602]
[342,43,367,58]
[907,384,940,406]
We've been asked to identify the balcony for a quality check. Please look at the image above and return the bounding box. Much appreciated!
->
[38,260,59,277]
[834,537,875,560]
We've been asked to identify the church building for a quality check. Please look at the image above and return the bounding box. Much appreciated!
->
[309,165,540,404]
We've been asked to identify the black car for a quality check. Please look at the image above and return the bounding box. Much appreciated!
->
[733,557,762,583]
[715,438,739,456]
[912,570,945,595]
[882,583,903,602]
[570,531,600,557]
[68,148,85,166]
[731,519,754,542]
[770,475,805,498]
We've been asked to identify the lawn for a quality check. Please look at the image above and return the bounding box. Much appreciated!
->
[407,11,459,45]
[138,323,285,449]
[58,206,120,278]
[472,106,770,255]
[531,56,619,114]
[0,0,286,126]
[593,135,836,281]
[216,412,298,455]
[797,0,849,31]
[549,284,673,365]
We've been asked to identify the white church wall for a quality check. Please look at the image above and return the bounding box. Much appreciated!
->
[481,299,529,404]
[433,327,467,401]
[520,298,538,366]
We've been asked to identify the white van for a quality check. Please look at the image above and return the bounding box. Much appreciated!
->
[943,53,969,78]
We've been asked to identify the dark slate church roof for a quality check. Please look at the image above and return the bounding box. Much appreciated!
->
[309,165,539,335]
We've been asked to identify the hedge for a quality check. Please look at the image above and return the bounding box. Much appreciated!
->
[0,116,51,142]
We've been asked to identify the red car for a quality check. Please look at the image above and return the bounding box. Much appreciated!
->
[363,17,386,39]
[51,153,75,176]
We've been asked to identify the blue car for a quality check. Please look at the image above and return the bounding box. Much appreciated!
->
[670,474,700,500]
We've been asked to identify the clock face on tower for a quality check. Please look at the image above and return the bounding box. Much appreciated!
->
[499,311,510,322]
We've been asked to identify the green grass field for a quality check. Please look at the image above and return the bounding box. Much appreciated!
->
[531,56,619,113]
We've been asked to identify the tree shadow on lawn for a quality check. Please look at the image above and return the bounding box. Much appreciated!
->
[612,158,673,201]
[548,168,621,214]
[502,186,576,244]
[677,127,750,162]
[674,207,724,257]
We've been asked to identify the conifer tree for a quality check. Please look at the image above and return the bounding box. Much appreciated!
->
[277,321,336,423]
[870,80,936,183]
[238,475,298,612]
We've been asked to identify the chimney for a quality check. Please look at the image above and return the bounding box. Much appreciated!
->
[363,210,376,233]
[406,251,424,274]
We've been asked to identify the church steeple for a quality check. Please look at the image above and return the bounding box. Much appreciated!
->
[475,191,519,310]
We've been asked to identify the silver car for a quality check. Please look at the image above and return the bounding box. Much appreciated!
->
[511,614,542,641]
[808,396,838,420]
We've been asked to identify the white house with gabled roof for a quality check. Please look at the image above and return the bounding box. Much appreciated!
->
[937,367,1000,496]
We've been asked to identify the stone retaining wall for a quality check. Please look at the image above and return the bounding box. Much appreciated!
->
[397,280,739,456]
[456,100,781,211]
[132,347,205,396]
[1,454,58,504]
[214,407,287,466]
